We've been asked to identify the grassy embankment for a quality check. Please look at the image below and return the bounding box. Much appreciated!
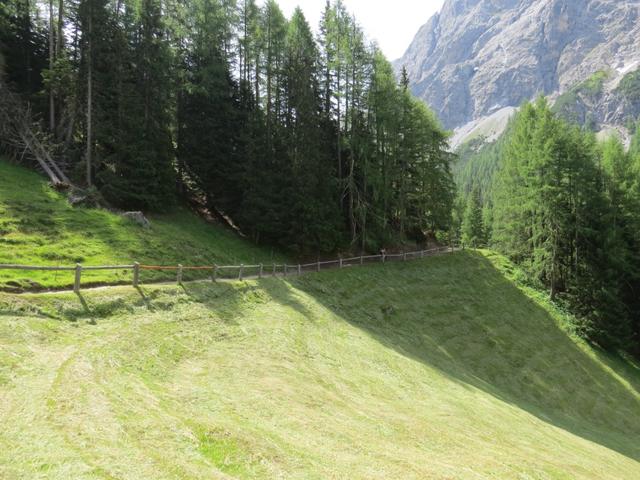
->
[0,160,284,290]
[1,249,640,479]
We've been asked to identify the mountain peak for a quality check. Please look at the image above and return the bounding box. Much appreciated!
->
[398,0,640,131]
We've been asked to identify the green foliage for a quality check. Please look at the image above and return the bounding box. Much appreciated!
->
[454,134,506,198]
[2,251,640,478]
[579,70,609,96]
[552,70,609,125]
[630,120,640,158]
[97,0,176,210]
[551,89,579,120]
[491,99,639,352]
[616,69,640,102]
[461,186,485,247]
[173,0,454,253]
[177,0,243,218]
[3,0,455,254]
[0,0,48,102]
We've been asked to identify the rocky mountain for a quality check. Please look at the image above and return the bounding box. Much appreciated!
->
[396,0,640,144]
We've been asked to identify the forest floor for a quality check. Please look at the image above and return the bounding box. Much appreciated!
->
[2,250,640,479]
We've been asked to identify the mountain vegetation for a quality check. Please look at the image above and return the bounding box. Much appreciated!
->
[552,70,610,128]
[2,1,640,475]
[617,69,640,103]
[2,0,639,356]
[0,0,454,255]
[455,100,640,354]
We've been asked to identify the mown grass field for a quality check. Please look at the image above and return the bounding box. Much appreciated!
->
[2,250,640,479]
[0,160,284,290]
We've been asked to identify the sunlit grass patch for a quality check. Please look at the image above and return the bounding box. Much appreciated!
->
[1,251,639,478]
[0,160,285,290]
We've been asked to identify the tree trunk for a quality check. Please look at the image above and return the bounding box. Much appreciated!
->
[336,68,342,182]
[49,0,56,132]
[550,232,558,301]
[57,0,64,57]
[24,0,32,92]
[86,4,93,186]
[265,16,272,143]
[349,155,356,244]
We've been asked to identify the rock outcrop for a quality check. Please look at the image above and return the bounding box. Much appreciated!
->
[396,0,640,133]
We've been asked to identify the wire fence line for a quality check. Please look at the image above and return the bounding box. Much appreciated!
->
[0,245,458,293]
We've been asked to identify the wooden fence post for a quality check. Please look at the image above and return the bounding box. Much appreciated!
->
[403,251,407,261]
[317,260,321,272]
[339,256,343,269]
[177,264,183,284]
[239,264,244,281]
[74,263,82,293]
[298,264,301,276]
[382,253,386,264]
[284,264,288,277]
[212,265,218,282]
[133,262,140,288]
[273,263,277,277]
[259,264,263,279]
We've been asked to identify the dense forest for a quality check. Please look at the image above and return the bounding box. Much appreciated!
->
[458,99,640,354]
[0,0,454,254]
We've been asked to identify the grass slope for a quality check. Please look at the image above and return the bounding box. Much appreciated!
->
[2,251,639,479]
[0,161,284,290]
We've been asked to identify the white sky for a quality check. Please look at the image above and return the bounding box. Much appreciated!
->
[271,0,445,60]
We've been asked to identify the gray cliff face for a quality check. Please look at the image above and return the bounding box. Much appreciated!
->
[397,0,640,131]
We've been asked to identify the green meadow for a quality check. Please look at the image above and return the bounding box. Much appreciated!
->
[1,250,639,479]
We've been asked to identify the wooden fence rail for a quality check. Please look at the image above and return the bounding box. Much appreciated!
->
[0,245,457,293]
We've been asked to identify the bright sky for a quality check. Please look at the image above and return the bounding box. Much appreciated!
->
[272,0,446,60]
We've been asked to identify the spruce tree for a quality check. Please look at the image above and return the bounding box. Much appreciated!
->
[177,0,243,217]
[281,8,340,252]
[461,186,485,248]
[492,99,633,348]
[98,0,176,210]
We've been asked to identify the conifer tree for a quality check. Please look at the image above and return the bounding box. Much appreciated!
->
[492,99,633,348]
[177,0,241,216]
[282,8,340,251]
[3,0,455,257]
[462,186,485,247]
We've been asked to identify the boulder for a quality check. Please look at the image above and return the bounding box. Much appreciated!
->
[122,211,151,229]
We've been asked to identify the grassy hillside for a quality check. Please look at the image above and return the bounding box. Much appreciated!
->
[0,161,284,290]
[2,251,640,479]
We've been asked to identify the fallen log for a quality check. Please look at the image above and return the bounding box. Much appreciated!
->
[0,79,71,187]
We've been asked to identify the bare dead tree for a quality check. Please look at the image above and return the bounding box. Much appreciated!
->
[0,79,71,187]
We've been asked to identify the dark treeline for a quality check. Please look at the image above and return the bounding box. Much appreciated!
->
[460,99,640,354]
[0,0,454,254]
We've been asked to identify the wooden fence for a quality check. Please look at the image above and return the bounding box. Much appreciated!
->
[0,245,457,293]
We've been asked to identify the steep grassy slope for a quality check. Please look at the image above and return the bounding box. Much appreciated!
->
[0,161,284,289]
[1,251,639,479]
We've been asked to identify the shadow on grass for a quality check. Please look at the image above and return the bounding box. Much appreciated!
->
[287,251,640,462]
[65,251,640,464]
[179,277,318,324]
[11,250,638,463]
